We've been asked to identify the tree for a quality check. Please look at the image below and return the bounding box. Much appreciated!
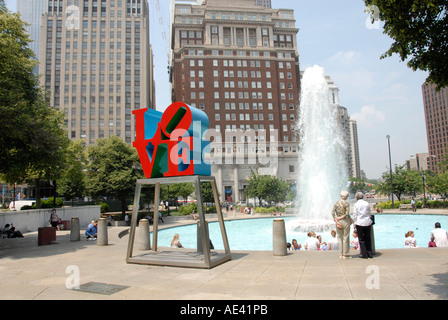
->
[0,3,70,208]
[427,172,448,199]
[170,183,196,204]
[246,171,290,205]
[0,4,40,176]
[86,136,142,217]
[364,0,448,89]
[58,140,87,201]
[377,165,422,200]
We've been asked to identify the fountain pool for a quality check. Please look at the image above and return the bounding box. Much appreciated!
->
[152,215,448,251]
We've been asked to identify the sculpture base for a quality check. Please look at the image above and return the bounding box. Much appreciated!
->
[126,175,231,269]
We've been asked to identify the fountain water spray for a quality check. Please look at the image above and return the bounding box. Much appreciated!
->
[289,65,349,233]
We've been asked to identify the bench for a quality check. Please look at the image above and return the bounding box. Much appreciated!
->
[38,227,56,246]
[59,220,70,230]
[399,204,413,211]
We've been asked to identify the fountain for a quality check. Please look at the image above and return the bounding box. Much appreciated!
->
[288,65,349,233]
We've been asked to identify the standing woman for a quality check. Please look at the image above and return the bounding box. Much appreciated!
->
[331,190,352,259]
[353,192,373,258]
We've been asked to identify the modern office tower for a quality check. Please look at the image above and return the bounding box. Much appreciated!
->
[39,0,155,145]
[349,120,361,178]
[16,0,47,72]
[422,83,448,172]
[170,0,300,203]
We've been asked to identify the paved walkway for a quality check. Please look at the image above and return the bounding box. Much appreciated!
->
[1,212,448,301]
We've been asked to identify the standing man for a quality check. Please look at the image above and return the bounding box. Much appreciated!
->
[353,192,374,259]
[331,191,352,260]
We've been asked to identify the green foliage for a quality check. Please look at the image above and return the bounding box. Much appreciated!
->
[205,205,216,214]
[254,206,285,213]
[200,181,216,203]
[376,165,422,200]
[364,0,448,89]
[376,199,448,209]
[427,172,448,199]
[178,202,199,216]
[58,140,87,200]
[0,7,69,208]
[86,136,142,215]
[97,202,110,213]
[24,197,64,209]
[246,171,290,204]
[169,183,196,202]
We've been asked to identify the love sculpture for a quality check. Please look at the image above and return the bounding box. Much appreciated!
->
[126,102,231,269]
[132,102,211,178]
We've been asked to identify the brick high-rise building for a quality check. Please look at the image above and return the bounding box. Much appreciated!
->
[39,0,155,146]
[422,83,448,172]
[170,0,301,202]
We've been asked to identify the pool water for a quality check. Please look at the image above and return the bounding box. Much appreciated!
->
[153,215,448,251]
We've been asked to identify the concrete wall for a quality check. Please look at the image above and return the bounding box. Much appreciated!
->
[0,206,101,233]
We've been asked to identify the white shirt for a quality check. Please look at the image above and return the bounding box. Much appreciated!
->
[353,199,372,226]
[404,236,417,248]
[305,237,319,250]
[431,228,448,247]
[327,236,339,250]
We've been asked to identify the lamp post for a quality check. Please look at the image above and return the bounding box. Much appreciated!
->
[410,154,436,207]
[386,135,394,208]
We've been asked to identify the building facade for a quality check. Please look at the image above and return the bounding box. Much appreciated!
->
[170,0,301,203]
[422,82,448,172]
[39,0,155,145]
[16,0,47,67]
[406,153,431,171]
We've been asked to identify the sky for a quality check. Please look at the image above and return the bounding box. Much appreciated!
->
[5,0,430,180]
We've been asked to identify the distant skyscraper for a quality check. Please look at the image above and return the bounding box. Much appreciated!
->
[326,75,359,179]
[39,0,155,146]
[349,120,361,178]
[16,0,47,68]
[422,82,448,172]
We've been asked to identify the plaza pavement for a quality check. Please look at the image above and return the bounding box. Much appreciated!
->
[1,209,448,301]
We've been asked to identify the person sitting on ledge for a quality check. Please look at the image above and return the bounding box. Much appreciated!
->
[191,210,199,220]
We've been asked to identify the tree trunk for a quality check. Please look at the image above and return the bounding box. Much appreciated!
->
[121,198,127,220]
[35,178,41,209]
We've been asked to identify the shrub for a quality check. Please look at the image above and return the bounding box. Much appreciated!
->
[376,199,447,209]
[97,202,110,213]
[38,197,64,208]
[178,203,199,216]
[254,206,284,213]
[205,205,216,214]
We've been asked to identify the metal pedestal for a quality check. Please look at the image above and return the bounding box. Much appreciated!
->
[126,175,231,269]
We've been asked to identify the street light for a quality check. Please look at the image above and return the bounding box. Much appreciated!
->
[386,135,394,208]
